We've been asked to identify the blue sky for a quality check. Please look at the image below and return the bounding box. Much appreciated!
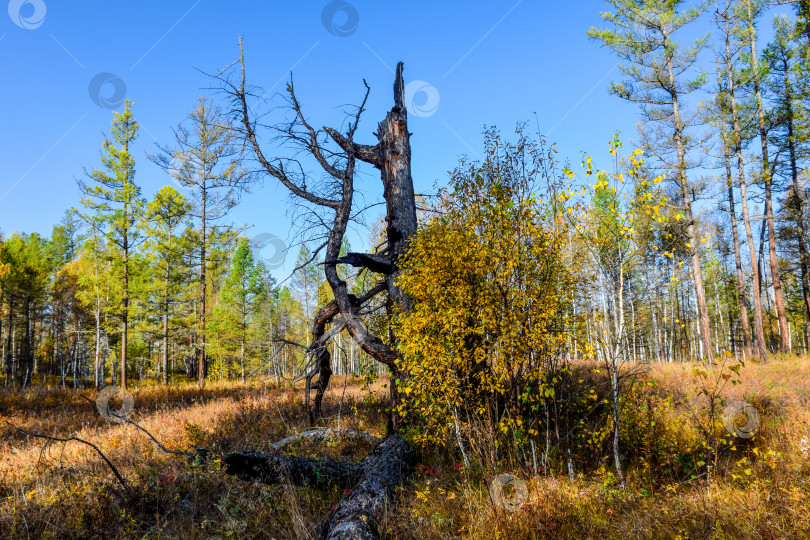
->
[0,0,791,278]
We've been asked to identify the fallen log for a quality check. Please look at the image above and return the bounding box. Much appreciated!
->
[222,451,363,488]
[321,435,412,540]
[222,434,412,539]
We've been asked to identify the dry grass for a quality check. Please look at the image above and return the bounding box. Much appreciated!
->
[0,377,388,539]
[0,358,809,539]
[385,354,810,539]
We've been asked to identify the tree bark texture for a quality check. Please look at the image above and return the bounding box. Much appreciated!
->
[223,435,412,540]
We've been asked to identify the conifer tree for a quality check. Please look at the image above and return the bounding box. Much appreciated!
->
[589,0,714,358]
[78,100,143,388]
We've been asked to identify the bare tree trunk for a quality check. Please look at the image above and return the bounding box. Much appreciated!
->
[93,255,102,388]
[604,260,626,486]
[287,66,417,425]
[0,302,5,387]
[240,336,245,385]
[94,308,101,387]
[100,337,106,388]
[781,52,810,351]
[10,314,16,388]
[758,216,775,349]
[650,258,663,363]
[224,435,412,540]
[652,282,662,362]
[716,7,766,359]
[723,134,752,358]
[629,284,637,362]
[745,0,788,354]
[713,278,723,356]
[794,181,810,354]
[321,436,412,539]
[722,50,767,358]
[162,264,169,385]
[22,297,32,388]
[224,450,364,487]
[229,53,419,533]
[668,281,675,362]
[324,63,417,421]
[688,272,701,360]
[121,234,129,389]
[4,298,12,387]
[72,336,78,390]
[199,193,207,386]
[666,48,712,359]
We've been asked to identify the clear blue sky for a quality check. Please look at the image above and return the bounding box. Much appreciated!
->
[0,0,791,278]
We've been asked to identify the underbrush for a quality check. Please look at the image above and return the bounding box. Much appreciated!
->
[391,354,810,539]
[0,357,808,538]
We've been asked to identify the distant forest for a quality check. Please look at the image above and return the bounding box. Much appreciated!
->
[0,0,809,393]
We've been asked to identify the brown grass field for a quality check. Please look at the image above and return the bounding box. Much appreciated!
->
[0,356,809,539]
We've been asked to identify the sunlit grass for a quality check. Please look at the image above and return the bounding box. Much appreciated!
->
[0,359,809,538]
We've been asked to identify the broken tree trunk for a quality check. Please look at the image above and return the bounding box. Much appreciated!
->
[229,51,416,421]
[223,450,364,488]
[324,63,416,426]
[321,435,412,539]
[222,435,412,539]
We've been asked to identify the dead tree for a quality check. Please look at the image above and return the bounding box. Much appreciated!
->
[220,40,417,422]
[215,40,419,539]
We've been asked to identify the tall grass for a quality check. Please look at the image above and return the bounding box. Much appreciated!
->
[0,358,808,538]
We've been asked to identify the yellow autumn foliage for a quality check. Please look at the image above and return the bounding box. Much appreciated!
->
[394,130,583,448]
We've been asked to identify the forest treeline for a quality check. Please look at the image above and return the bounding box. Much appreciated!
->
[0,96,376,389]
[0,0,809,392]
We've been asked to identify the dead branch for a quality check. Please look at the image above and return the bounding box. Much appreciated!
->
[4,420,129,493]
[306,280,387,423]
[323,253,394,275]
[78,394,197,459]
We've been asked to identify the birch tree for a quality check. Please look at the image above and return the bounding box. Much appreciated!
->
[589,0,714,358]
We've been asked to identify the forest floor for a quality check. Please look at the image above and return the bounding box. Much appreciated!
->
[0,356,809,539]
